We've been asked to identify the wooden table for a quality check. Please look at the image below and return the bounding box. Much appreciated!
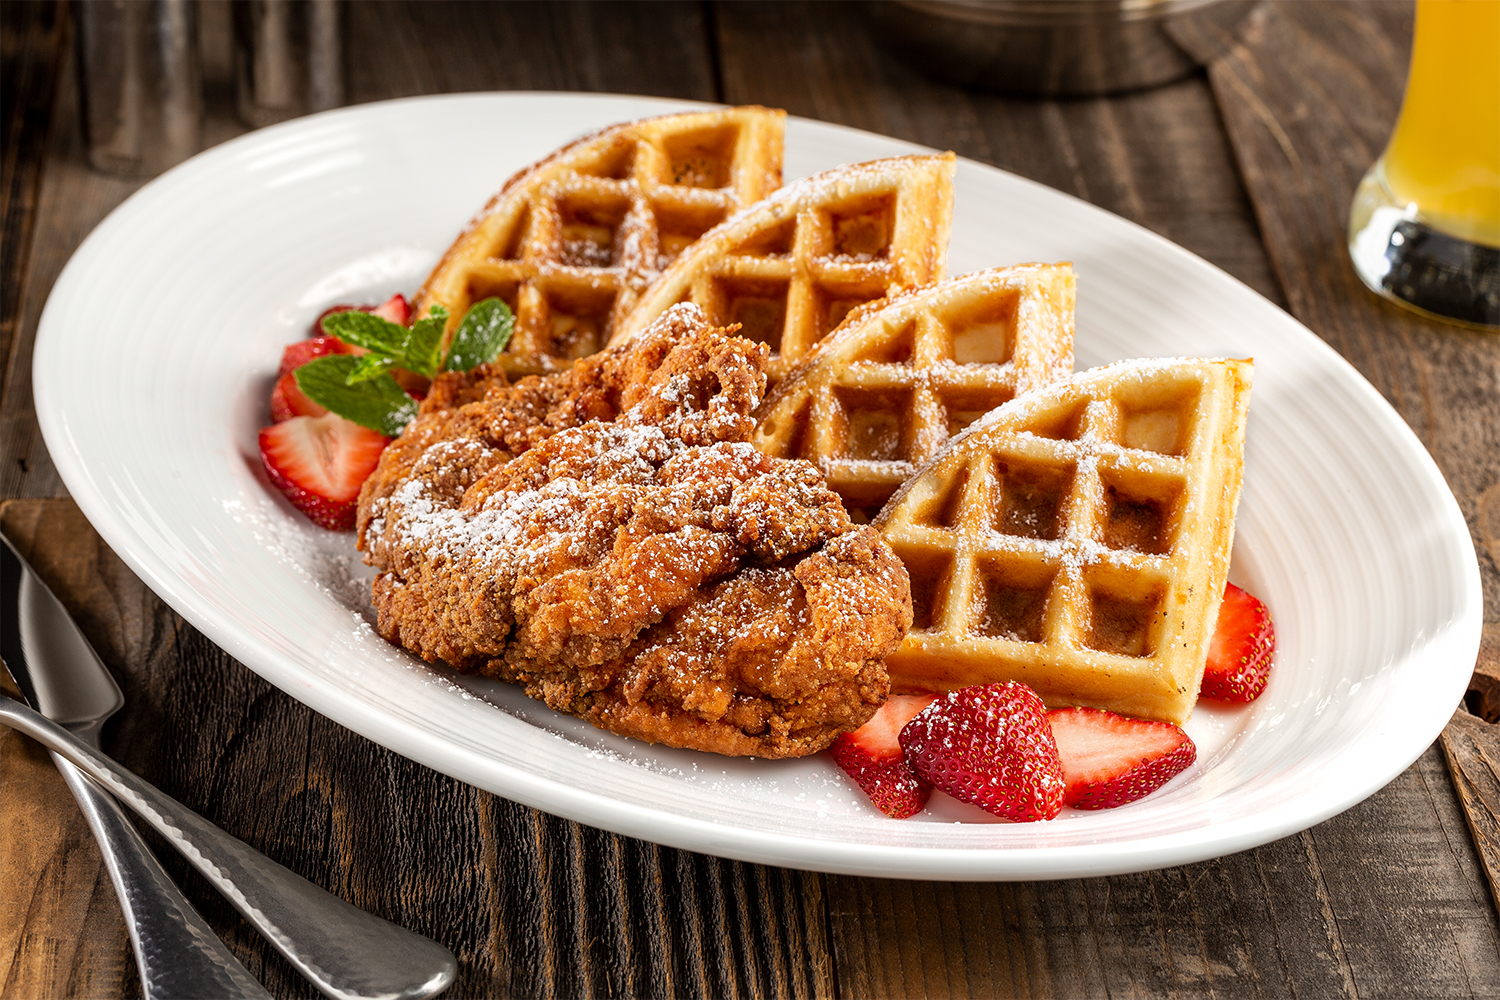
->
[4,2,1499,996]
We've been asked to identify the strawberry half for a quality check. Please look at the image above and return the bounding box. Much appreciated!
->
[311,293,409,337]
[1200,582,1275,702]
[369,292,410,325]
[279,335,352,377]
[258,414,389,531]
[269,371,328,422]
[898,682,1065,823]
[830,695,936,818]
[1047,707,1196,810]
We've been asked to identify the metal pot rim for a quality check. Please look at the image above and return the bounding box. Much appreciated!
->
[888,0,1230,27]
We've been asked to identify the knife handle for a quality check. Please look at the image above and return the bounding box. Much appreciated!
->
[1,700,456,1000]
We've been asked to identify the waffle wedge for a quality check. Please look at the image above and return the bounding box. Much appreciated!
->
[414,106,786,377]
[609,154,956,383]
[753,263,1076,519]
[875,357,1253,724]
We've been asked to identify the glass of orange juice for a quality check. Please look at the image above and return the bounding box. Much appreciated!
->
[1348,0,1499,328]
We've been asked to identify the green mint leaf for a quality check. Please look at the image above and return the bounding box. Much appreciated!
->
[445,298,515,372]
[320,310,410,357]
[294,355,417,437]
[345,353,396,384]
[406,306,448,377]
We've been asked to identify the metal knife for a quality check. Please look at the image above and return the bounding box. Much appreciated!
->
[0,530,457,1000]
[0,531,271,998]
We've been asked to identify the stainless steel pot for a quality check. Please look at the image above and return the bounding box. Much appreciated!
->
[864,0,1259,97]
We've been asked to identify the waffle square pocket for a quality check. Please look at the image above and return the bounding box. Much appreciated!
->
[875,357,1253,724]
[610,154,956,383]
[753,263,1076,520]
[415,106,786,377]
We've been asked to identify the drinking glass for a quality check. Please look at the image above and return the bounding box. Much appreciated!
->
[1347,0,1499,329]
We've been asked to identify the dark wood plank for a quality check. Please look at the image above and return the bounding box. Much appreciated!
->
[1468,626,1500,722]
[0,497,836,998]
[342,0,718,101]
[712,0,1284,306]
[0,0,62,368]
[0,7,151,501]
[0,0,66,499]
[1443,705,1500,922]
[713,2,1500,996]
[1200,0,1500,919]
[0,4,837,995]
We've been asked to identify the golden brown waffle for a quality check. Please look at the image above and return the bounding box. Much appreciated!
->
[608,154,956,383]
[752,263,1076,520]
[875,357,1253,724]
[414,106,786,377]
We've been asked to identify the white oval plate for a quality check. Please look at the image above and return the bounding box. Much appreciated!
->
[35,94,1481,880]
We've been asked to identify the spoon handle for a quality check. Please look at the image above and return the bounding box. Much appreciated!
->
[55,755,273,999]
[1,700,456,1000]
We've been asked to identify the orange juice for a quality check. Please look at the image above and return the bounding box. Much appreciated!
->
[1381,0,1500,247]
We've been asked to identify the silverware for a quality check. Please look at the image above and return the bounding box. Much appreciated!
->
[1,533,270,998]
[0,532,457,1000]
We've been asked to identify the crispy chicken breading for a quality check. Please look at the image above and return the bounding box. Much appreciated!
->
[357,305,912,757]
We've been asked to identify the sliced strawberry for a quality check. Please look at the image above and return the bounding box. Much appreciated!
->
[898,682,1065,823]
[831,695,936,819]
[279,335,352,376]
[269,371,328,422]
[1047,707,1196,810]
[1200,582,1275,702]
[258,414,389,531]
[313,304,359,336]
[311,292,408,336]
[369,292,410,325]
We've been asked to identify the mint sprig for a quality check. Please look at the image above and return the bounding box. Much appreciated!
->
[321,305,450,377]
[294,356,417,437]
[445,298,515,373]
[297,298,516,436]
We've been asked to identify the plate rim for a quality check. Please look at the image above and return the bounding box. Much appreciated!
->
[33,91,1484,881]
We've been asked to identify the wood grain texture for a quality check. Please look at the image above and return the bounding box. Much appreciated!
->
[1205,1,1500,620]
[0,500,133,999]
[4,2,1499,997]
[1443,706,1500,949]
[1467,625,1500,722]
[712,0,1284,307]
[712,2,1500,996]
[0,0,66,499]
[343,0,718,101]
[1203,0,1500,921]
[0,5,830,996]
[0,2,149,501]
[0,0,62,370]
[0,498,835,998]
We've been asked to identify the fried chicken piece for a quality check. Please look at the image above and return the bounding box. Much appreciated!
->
[358,304,912,757]
[358,303,766,542]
